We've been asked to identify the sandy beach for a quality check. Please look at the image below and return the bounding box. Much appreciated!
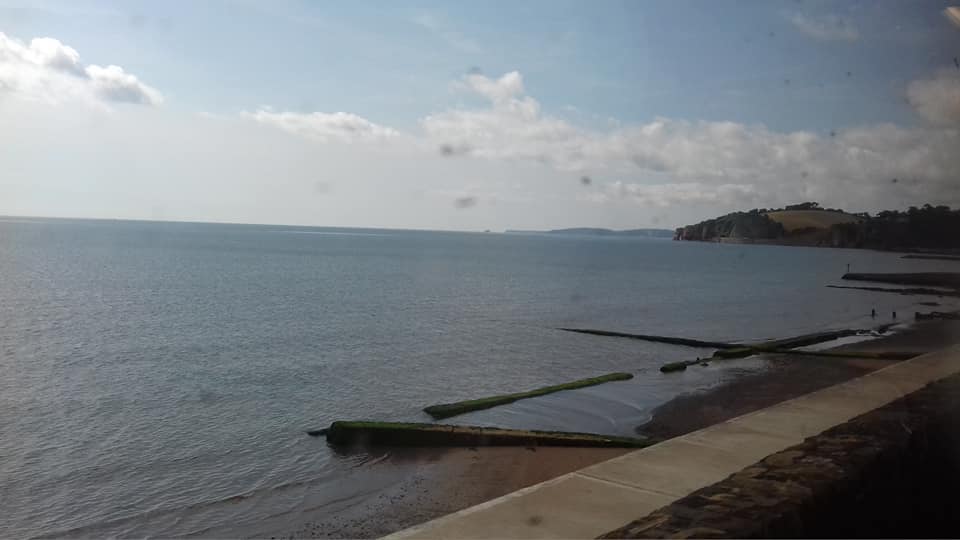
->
[263,317,960,539]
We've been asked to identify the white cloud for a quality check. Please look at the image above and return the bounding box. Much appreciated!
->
[597,182,760,208]
[243,109,399,143]
[242,69,960,217]
[421,71,960,212]
[5,63,960,231]
[86,64,163,105]
[0,32,161,107]
[907,69,960,125]
[21,36,85,75]
[423,71,585,167]
[424,72,824,177]
[789,13,859,42]
[460,71,526,104]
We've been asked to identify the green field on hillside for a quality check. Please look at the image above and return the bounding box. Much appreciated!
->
[765,210,861,232]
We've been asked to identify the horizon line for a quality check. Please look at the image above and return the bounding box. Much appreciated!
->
[0,213,678,235]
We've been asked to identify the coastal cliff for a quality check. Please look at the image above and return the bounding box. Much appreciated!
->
[674,211,785,242]
[675,203,960,251]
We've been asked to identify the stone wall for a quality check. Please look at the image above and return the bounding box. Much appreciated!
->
[600,374,960,538]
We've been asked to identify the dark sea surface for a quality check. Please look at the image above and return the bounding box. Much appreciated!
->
[2,218,957,537]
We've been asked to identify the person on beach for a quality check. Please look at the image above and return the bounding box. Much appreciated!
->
[871,308,876,318]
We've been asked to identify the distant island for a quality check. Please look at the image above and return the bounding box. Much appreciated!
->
[505,228,674,238]
[675,202,960,252]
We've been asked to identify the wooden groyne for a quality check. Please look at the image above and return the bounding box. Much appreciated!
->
[712,329,858,359]
[564,326,872,372]
[423,372,633,419]
[827,284,960,297]
[558,328,737,349]
[659,328,877,372]
[902,254,960,262]
[323,421,653,448]
[660,342,913,372]
[916,311,960,321]
[660,359,707,373]
[767,349,916,360]
[842,272,960,288]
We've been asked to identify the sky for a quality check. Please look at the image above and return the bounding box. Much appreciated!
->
[1,0,959,231]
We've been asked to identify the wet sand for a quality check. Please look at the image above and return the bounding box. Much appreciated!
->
[277,446,630,539]
[274,319,960,539]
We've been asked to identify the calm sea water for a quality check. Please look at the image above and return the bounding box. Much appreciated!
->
[2,218,957,538]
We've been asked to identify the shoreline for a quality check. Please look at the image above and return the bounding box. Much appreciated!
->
[266,317,960,539]
[638,318,960,440]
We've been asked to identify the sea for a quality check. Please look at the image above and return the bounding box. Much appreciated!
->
[2,217,958,538]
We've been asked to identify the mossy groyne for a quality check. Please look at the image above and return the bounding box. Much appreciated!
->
[324,421,653,448]
[659,359,704,372]
[712,329,859,359]
[658,329,873,372]
[561,326,870,372]
[423,372,633,419]
[660,343,912,373]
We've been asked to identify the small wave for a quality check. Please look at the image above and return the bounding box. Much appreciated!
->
[32,470,357,539]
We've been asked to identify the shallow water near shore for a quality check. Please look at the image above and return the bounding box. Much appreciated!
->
[2,218,959,538]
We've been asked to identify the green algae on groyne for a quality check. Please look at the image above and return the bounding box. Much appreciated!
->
[423,372,634,419]
[712,329,858,359]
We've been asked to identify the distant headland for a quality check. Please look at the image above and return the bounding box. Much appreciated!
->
[674,202,960,252]
[505,227,674,238]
